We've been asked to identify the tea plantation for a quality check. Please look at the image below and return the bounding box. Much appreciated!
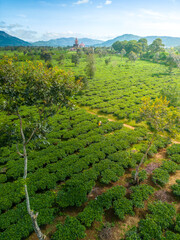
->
[0,48,179,240]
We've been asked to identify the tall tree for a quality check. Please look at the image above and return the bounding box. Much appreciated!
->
[71,54,80,66]
[149,38,165,53]
[134,97,179,184]
[85,54,96,79]
[0,57,82,240]
[138,38,148,52]
[128,51,138,62]
[166,52,180,73]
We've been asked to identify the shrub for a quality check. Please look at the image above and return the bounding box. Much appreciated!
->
[97,186,126,210]
[52,216,86,240]
[152,168,170,186]
[113,197,134,220]
[165,231,180,240]
[170,154,180,164]
[167,144,180,156]
[161,160,178,173]
[125,227,141,240]
[0,174,7,183]
[100,169,119,184]
[78,186,126,227]
[147,201,176,229]
[130,184,154,208]
[131,170,147,183]
[175,214,180,233]
[171,180,180,197]
[77,201,103,227]
[57,179,95,208]
[138,218,163,240]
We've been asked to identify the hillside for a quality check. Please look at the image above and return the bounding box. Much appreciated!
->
[0,31,180,47]
[0,31,31,46]
[96,34,180,47]
[32,37,104,47]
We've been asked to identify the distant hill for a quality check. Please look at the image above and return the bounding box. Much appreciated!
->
[96,34,180,47]
[32,37,104,47]
[0,31,31,46]
[0,31,180,48]
[96,34,141,47]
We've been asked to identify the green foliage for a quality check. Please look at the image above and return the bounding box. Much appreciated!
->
[152,168,170,186]
[77,200,104,227]
[78,186,126,227]
[161,160,178,173]
[131,170,147,183]
[149,38,165,53]
[113,197,134,220]
[125,202,178,240]
[140,97,179,136]
[52,216,86,240]
[170,154,180,164]
[167,144,180,156]
[165,231,180,240]
[0,174,7,183]
[0,57,81,112]
[175,214,180,233]
[138,218,163,240]
[57,178,95,208]
[147,201,176,229]
[128,51,138,62]
[160,84,180,107]
[71,54,80,66]
[125,227,141,240]
[85,54,96,79]
[130,184,154,208]
[171,180,180,197]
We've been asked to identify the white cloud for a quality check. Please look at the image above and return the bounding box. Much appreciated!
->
[74,0,89,5]
[105,0,112,5]
[0,21,23,30]
[97,5,103,8]
[140,9,164,19]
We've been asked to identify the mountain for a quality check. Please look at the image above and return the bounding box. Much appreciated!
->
[96,34,141,47]
[145,36,180,47]
[96,34,180,47]
[0,31,180,48]
[0,31,31,46]
[32,37,104,47]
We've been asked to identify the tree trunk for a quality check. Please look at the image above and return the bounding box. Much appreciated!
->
[18,112,46,240]
[134,134,155,184]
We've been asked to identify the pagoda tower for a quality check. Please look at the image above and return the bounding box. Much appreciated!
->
[73,38,79,48]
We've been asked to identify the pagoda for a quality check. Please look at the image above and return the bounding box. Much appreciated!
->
[73,38,79,48]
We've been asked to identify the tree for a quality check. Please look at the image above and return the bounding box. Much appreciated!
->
[112,40,128,53]
[160,84,180,107]
[126,40,142,54]
[85,54,96,79]
[134,97,179,184]
[71,54,80,66]
[57,53,65,65]
[166,52,180,74]
[128,51,138,63]
[0,57,82,239]
[40,51,52,62]
[105,57,111,65]
[120,49,126,59]
[138,38,148,52]
[149,38,165,53]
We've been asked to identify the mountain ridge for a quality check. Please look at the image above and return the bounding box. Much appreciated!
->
[0,31,180,47]
[0,31,31,46]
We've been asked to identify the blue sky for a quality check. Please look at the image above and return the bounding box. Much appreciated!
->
[0,0,180,42]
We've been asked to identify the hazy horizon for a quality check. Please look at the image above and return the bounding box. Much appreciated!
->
[0,0,180,42]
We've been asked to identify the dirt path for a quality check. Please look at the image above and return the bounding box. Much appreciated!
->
[85,109,180,143]
[86,109,135,130]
